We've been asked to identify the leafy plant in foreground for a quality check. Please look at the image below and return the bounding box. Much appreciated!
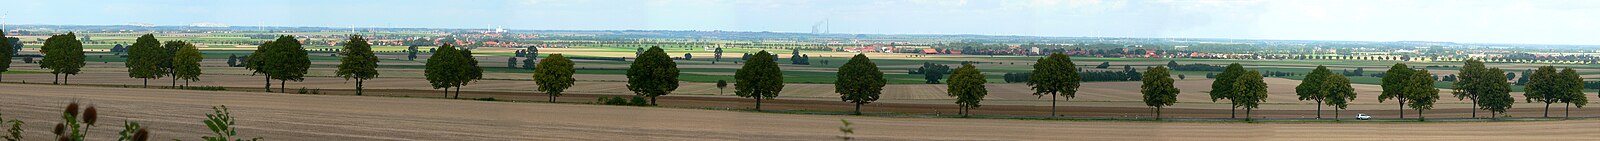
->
[200,106,261,141]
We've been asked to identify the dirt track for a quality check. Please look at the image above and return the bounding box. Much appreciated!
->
[3,83,1600,140]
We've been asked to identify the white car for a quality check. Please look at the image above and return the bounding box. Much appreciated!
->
[1356,113,1372,120]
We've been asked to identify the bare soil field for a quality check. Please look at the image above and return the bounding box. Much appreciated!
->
[2,83,1599,140]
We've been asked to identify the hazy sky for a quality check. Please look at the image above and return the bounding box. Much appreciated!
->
[5,0,1599,45]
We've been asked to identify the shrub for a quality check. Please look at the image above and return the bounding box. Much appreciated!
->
[598,96,650,106]
[472,97,498,101]
[297,87,309,94]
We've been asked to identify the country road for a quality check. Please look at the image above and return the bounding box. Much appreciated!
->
[1,83,1598,140]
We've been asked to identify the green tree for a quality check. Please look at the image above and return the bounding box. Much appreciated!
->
[713,47,723,64]
[245,41,277,92]
[1478,68,1515,118]
[455,49,483,98]
[1027,53,1080,116]
[836,54,885,115]
[1558,68,1585,118]
[1141,66,1179,119]
[269,36,309,93]
[533,54,575,103]
[1452,59,1500,118]
[126,34,164,88]
[736,51,783,111]
[41,32,85,85]
[0,29,12,82]
[627,46,680,105]
[948,63,987,117]
[426,44,464,98]
[172,41,203,88]
[1524,66,1559,117]
[1405,69,1439,120]
[1379,63,1414,119]
[1295,65,1332,119]
[1323,73,1357,120]
[337,35,380,95]
[1211,63,1245,118]
[162,41,190,87]
[1233,70,1268,120]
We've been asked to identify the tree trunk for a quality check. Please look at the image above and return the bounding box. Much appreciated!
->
[549,92,557,103]
[63,74,68,85]
[650,96,658,106]
[1565,103,1571,119]
[854,103,863,115]
[1316,99,1323,119]
[1050,92,1058,117]
[1246,108,1253,120]
[171,75,177,87]
[142,78,148,88]
[1335,109,1341,121]
[442,87,449,98]
[265,74,272,92]
[1545,103,1551,118]
[279,80,286,93]
[453,86,461,99]
[755,97,763,111]
[355,79,364,96]
[1231,104,1237,119]
[1399,100,1406,119]
[1471,99,1478,118]
[52,73,58,84]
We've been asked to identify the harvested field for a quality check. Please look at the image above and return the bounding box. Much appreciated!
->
[2,83,1599,140]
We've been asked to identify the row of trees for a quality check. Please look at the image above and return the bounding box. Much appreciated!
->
[125,34,203,88]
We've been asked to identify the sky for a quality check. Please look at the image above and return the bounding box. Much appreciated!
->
[4,0,1599,45]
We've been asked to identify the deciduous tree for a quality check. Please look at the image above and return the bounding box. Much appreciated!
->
[41,33,85,85]
[1211,63,1245,118]
[0,29,12,82]
[337,35,379,95]
[836,54,885,115]
[627,46,679,105]
[948,63,987,117]
[1233,70,1268,120]
[1524,66,1559,117]
[534,54,575,102]
[1141,66,1179,119]
[1379,63,1414,118]
[1323,73,1356,120]
[1478,68,1515,118]
[1558,68,1585,118]
[426,44,463,98]
[736,51,783,111]
[172,41,203,88]
[1295,65,1332,119]
[1405,69,1439,120]
[1028,53,1080,116]
[126,34,164,88]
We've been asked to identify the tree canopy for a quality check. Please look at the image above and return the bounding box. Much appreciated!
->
[337,35,380,95]
[627,46,680,105]
[126,34,165,87]
[1141,66,1179,119]
[948,63,987,117]
[836,54,885,115]
[171,41,203,88]
[1232,70,1268,120]
[534,54,576,103]
[735,50,783,111]
[1028,53,1080,116]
